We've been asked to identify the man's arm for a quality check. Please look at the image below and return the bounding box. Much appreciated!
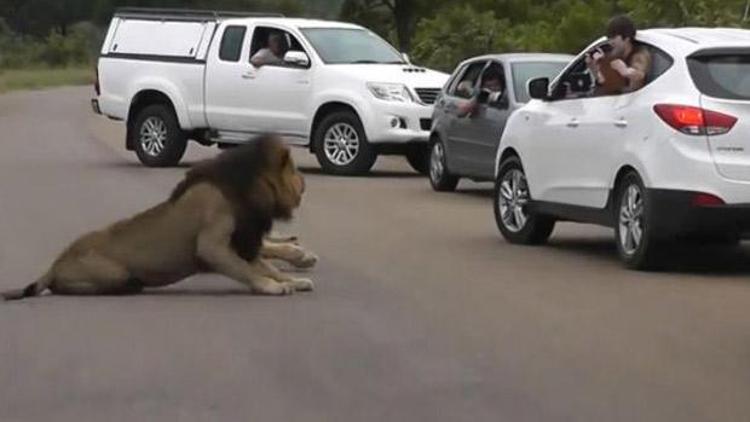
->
[611,50,651,91]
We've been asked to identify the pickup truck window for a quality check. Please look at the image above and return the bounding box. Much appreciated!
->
[250,26,307,67]
[301,28,405,65]
[219,26,247,62]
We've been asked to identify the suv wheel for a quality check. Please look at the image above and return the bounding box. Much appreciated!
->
[615,172,662,270]
[131,104,187,167]
[494,157,555,244]
[313,111,376,175]
[428,138,459,191]
[405,144,430,175]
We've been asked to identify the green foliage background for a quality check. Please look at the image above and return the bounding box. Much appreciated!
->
[1,0,749,72]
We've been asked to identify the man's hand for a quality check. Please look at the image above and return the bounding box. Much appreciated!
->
[610,59,629,76]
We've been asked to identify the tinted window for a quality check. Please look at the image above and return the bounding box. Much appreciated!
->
[449,61,487,99]
[219,26,247,62]
[511,61,568,103]
[688,53,750,100]
[301,28,404,64]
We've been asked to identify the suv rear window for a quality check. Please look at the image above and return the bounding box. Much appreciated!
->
[688,52,750,100]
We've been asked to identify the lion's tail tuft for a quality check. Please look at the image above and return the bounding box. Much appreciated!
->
[2,272,54,301]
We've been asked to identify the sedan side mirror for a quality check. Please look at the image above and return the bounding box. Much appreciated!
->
[528,77,550,100]
[284,51,310,68]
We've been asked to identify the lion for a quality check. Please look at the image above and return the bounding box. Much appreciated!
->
[2,134,317,301]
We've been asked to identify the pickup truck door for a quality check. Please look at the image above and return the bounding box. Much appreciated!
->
[205,24,312,139]
[205,24,257,131]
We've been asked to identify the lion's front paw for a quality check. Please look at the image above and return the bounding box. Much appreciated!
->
[291,278,314,292]
[292,251,319,269]
[254,279,295,296]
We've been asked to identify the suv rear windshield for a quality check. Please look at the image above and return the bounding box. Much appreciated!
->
[688,52,750,100]
[301,28,405,65]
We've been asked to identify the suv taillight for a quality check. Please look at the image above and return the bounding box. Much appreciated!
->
[653,104,737,136]
[94,65,100,96]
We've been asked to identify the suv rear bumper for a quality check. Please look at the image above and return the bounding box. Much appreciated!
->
[649,189,750,239]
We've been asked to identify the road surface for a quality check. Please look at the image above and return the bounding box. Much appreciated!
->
[1,87,749,422]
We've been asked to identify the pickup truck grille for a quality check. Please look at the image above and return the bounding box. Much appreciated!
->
[414,88,440,105]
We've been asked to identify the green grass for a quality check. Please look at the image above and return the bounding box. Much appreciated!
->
[0,67,93,93]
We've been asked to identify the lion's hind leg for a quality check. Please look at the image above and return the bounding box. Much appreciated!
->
[50,253,142,296]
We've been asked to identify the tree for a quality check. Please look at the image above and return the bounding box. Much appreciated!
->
[341,0,450,51]
[411,5,514,71]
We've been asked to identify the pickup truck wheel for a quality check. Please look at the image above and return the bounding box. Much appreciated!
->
[405,144,430,175]
[132,104,187,167]
[493,157,555,245]
[314,111,376,175]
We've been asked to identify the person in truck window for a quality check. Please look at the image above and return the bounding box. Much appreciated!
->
[457,66,505,117]
[251,32,288,67]
[586,15,652,93]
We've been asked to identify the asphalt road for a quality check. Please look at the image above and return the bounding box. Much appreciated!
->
[1,87,750,422]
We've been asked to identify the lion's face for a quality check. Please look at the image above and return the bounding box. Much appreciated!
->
[267,143,305,219]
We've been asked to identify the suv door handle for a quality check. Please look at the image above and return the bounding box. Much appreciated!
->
[241,71,256,79]
[566,118,579,128]
[614,118,628,128]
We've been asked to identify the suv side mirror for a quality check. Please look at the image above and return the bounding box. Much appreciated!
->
[528,77,549,100]
[402,52,411,64]
[284,51,310,68]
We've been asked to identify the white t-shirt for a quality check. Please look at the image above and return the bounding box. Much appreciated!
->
[251,48,283,66]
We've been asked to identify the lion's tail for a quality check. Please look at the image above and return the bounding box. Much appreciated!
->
[2,271,54,301]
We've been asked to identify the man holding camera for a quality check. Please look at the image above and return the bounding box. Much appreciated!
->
[586,15,652,93]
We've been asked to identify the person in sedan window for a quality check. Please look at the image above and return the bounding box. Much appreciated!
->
[586,15,652,93]
[458,67,505,117]
[251,32,288,67]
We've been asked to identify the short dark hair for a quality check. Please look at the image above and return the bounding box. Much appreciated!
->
[606,15,636,41]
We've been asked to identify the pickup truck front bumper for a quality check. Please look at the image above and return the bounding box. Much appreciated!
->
[364,100,434,144]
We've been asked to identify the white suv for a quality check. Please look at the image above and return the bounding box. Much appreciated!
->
[493,28,750,269]
[93,8,448,175]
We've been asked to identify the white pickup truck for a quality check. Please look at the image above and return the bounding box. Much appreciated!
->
[92,8,449,175]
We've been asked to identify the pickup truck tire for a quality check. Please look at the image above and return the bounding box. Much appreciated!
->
[405,144,430,175]
[313,111,376,175]
[131,104,187,167]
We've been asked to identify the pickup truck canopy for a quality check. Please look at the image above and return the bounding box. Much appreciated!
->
[104,8,283,59]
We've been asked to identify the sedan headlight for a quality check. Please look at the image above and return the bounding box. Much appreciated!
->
[367,82,413,102]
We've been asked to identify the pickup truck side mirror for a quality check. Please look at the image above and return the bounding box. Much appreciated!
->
[527,77,550,100]
[283,51,310,68]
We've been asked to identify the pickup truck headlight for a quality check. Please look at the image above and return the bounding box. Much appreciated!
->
[367,82,413,103]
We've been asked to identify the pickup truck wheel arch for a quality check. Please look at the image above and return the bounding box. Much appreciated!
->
[126,90,180,151]
[310,102,360,153]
